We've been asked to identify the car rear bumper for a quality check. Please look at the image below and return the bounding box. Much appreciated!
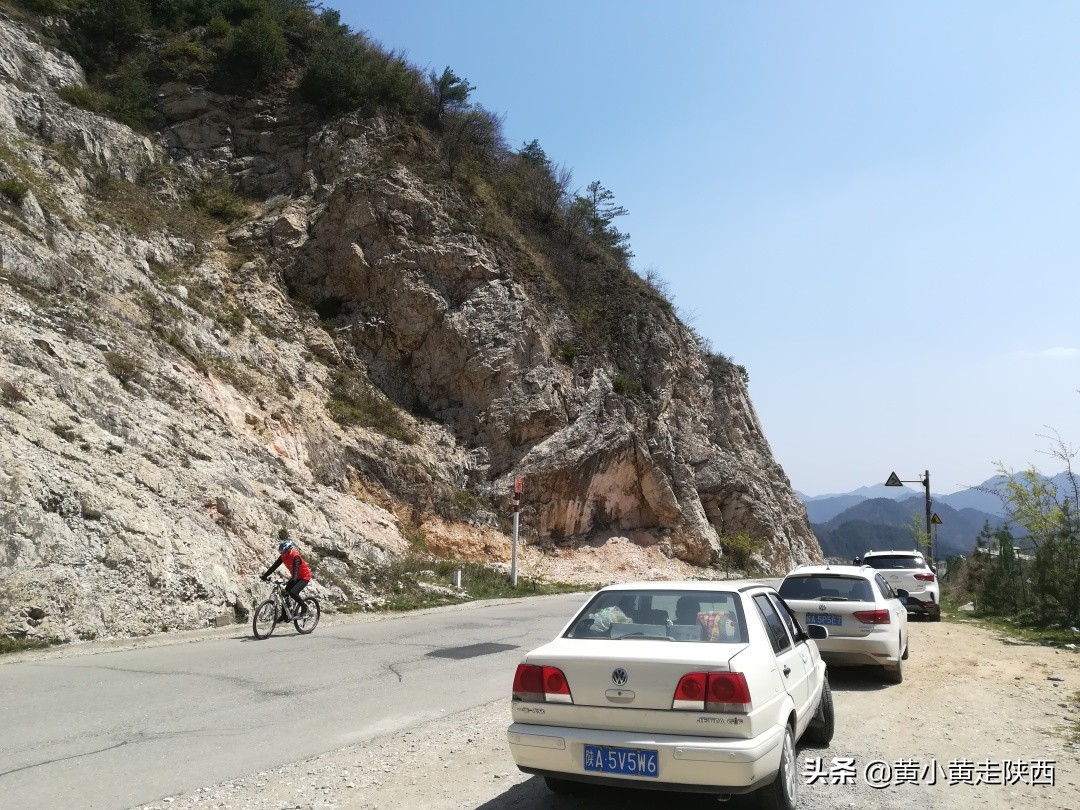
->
[817,634,900,667]
[904,595,940,616]
[507,722,785,794]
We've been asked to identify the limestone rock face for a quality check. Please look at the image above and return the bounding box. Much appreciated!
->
[0,15,820,644]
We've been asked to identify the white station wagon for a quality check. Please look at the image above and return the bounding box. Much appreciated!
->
[507,581,833,809]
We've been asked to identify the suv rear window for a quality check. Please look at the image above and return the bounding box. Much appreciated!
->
[779,575,873,602]
[863,555,927,570]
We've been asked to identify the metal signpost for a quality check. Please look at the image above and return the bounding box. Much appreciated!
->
[510,476,523,587]
[885,469,933,562]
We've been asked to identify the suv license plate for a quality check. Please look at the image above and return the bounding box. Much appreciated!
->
[899,597,908,605]
[584,744,659,778]
[806,613,842,626]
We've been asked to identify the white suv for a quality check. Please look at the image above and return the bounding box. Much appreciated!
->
[855,550,941,621]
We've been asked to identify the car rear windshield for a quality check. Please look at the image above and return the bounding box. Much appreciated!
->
[565,590,748,643]
[779,575,874,602]
[863,555,928,570]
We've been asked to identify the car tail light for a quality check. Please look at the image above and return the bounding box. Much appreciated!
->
[672,672,751,713]
[914,572,936,582]
[512,663,573,704]
[853,609,891,624]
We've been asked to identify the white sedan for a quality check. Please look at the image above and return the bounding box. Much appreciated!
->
[778,564,910,683]
[506,581,833,809]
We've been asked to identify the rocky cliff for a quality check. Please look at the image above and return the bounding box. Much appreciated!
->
[0,12,820,644]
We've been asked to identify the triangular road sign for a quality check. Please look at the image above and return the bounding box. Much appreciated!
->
[931,513,943,525]
[885,472,904,487]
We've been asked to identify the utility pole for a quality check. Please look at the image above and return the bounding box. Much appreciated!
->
[886,469,932,562]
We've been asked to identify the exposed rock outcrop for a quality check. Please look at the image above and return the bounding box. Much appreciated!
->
[0,12,819,644]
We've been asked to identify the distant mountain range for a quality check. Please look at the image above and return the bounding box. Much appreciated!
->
[799,472,1073,560]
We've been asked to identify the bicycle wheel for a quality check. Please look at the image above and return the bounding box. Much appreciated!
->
[294,597,320,634]
[252,598,278,639]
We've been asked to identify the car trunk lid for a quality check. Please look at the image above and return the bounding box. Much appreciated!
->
[525,638,749,711]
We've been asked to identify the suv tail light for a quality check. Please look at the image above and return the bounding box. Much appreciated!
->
[913,572,936,582]
[672,672,751,713]
[853,609,891,624]
[512,663,573,704]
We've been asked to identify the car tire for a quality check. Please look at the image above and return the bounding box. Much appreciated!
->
[543,776,581,795]
[757,725,796,810]
[883,651,904,684]
[804,678,834,746]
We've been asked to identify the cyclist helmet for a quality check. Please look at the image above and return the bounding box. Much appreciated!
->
[278,538,294,554]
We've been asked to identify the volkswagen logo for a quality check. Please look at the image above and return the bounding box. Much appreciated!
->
[819,604,827,611]
[611,668,629,686]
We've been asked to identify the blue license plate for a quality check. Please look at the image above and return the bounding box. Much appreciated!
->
[584,744,659,778]
[899,597,908,605]
[806,613,842,626]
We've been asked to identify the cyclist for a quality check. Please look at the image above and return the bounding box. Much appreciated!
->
[260,532,312,617]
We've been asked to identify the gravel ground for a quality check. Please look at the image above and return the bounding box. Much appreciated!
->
[126,616,1080,810]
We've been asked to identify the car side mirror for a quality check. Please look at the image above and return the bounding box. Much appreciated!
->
[806,624,829,640]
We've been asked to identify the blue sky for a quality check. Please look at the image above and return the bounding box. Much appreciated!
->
[332,1,1079,496]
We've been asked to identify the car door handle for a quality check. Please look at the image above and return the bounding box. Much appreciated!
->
[783,665,791,676]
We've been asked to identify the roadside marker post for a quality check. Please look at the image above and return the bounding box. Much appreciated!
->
[511,476,523,587]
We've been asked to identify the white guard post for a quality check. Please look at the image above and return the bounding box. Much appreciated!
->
[511,476,523,587]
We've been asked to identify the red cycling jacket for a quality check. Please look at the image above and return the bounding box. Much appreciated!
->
[264,548,311,582]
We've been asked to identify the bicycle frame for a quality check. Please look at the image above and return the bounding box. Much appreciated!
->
[270,579,298,620]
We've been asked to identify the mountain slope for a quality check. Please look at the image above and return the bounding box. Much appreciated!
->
[0,11,819,643]
[812,497,1005,559]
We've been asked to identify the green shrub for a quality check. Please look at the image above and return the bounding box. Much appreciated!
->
[203,355,258,393]
[0,378,28,406]
[57,84,111,114]
[103,350,142,383]
[227,14,288,87]
[0,177,29,204]
[160,36,214,82]
[328,372,414,443]
[12,0,68,14]
[51,423,77,442]
[0,635,57,655]
[58,63,155,132]
[374,556,585,612]
[299,33,424,116]
[205,14,231,40]
[191,182,248,222]
[558,341,580,363]
[611,373,642,396]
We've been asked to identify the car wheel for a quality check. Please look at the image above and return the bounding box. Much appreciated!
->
[804,677,834,746]
[543,776,581,795]
[929,608,942,622]
[757,725,796,810]
[883,651,904,684]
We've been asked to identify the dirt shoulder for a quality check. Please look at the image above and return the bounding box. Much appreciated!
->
[122,616,1079,810]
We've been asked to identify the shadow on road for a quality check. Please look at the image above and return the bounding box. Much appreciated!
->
[825,665,893,692]
[476,775,762,809]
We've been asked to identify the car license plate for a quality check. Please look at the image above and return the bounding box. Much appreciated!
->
[806,613,841,626]
[899,597,908,605]
[584,744,659,778]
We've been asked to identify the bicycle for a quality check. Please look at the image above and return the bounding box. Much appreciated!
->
[252,577,321,639]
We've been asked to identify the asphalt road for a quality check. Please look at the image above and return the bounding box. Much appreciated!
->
[0,592,593,810]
